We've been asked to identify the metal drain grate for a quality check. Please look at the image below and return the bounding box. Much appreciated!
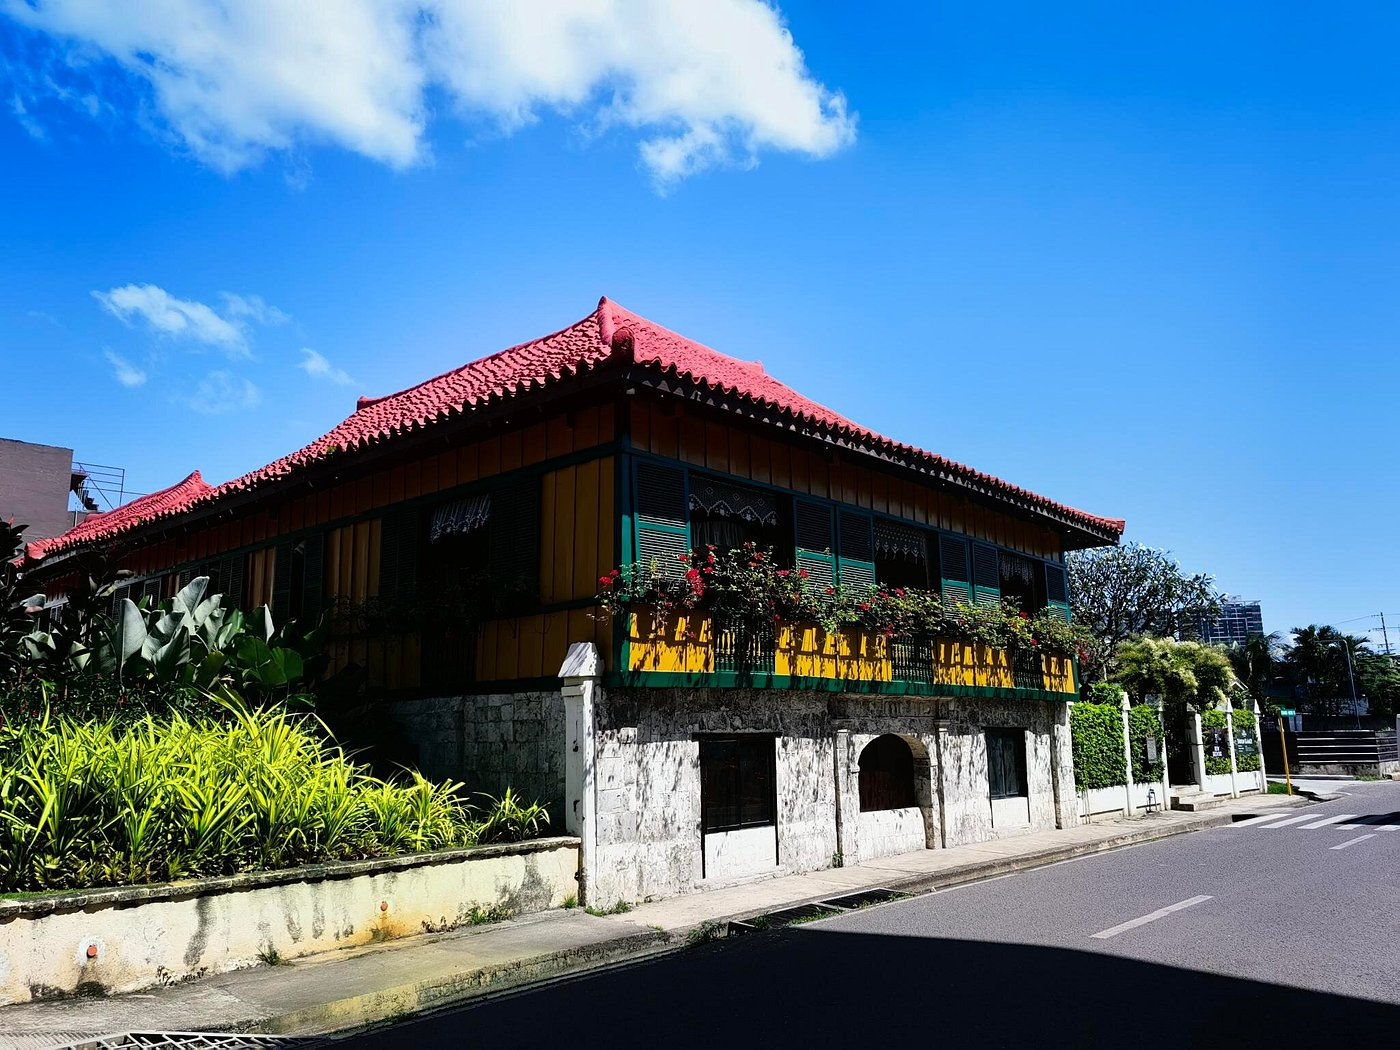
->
[44,1033,322,1050]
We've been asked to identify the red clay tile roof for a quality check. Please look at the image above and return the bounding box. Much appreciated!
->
[24,297,1122,565]
[23,470,212,563]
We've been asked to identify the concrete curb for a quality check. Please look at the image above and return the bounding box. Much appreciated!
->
[295,804,1310,1037]
[255,927,672,1036]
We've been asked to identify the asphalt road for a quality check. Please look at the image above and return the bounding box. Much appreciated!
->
[342,782,1400,1048]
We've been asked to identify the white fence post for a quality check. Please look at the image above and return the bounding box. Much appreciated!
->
[1225,699,1240,799]
[1253,699,1267,791]
[560,642,601,907]
[1190,710,1207,791]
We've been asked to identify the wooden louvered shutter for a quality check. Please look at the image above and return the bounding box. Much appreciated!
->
[837,509,876,594]
[299,532,325,620]
[794,499,836,595]
[271,542,293,622]
[379,507,421,608]
[1045,562,1070,621]
[972,543,1001,607]
[633,461,689,576]
[489,479,541,605]
[939,534,972,606]
[223,552,246,611]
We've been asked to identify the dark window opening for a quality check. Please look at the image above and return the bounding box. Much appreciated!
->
[986,729,1028,800]
[700,735,776,833]
[688,474,791,557]
[422,501,491,687]
[998,552,1047,614]
[859,734,917,812]
[874,520,932,592]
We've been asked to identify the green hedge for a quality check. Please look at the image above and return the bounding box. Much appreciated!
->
[1071,702,1127,790]
[1233,708,1261,772]
[1128,704,1165,783]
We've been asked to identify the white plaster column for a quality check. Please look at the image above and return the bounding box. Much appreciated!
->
[560,642,601,907]
[1225,699,1240,798]
[932,717,950,846]
[1049,702,1080,829]
[1189,710,1207,791]
[832,728,860,864]
[1120,692,1135,817]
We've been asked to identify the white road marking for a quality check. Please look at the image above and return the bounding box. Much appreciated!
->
[1299,813,1358,829]
[1090,895,1214,940]
[1230,812,1309,827]
[1377,825,1400,831]
[1256,814,1319,829]
[1331,834,1377,851]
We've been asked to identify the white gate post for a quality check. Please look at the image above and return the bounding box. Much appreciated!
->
[1253,700,1267,791]
[560,642,601,906]
[1190,710,1207,791]
[1225,698,1240,799]
[1120,692,1135,817]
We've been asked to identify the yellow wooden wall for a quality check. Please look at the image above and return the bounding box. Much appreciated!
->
[628,400,1063,560]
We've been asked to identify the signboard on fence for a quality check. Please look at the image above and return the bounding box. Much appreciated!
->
[1204,726,1227,760]
[1234,731,1258,759]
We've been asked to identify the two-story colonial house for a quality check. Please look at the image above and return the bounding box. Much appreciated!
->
[21,297,1123,904]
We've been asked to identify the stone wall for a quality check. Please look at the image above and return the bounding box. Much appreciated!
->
[385,691,565,809]
[0,838,579,1006]
[585,688,1074,906]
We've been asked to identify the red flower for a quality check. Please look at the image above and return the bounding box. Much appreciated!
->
[860,602,871,612]
[678,553,690,562]
[878,591,888,599]
[611,569,620,577]
[1031,638,1039,646]
[894,588,905,597]
[772,614,782,623]
[685,568,701,580]
[799,569,808,578]
[825,586,835,595]
[1018,611,1029,620]
[702,566,712,574]
[707,544,717,550]
[778,569,790,577]
[598,575,613,588]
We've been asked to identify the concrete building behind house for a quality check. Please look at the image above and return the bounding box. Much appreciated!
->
[1195,599,1265,647]
[20,295,1125,906]
[0,437,82,543]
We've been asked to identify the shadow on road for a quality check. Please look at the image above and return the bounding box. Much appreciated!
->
[342,925,1400,1048]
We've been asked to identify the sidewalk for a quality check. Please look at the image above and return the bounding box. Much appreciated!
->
[0,792,1306,1049]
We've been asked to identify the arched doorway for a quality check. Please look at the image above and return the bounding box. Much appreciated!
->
[859,734,917,812]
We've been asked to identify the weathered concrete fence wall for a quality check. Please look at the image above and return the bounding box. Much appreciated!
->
[0,837,579,1007]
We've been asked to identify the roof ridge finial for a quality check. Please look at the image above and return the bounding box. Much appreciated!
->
[597,295,615,348]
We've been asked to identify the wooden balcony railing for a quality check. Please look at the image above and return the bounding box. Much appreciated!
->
[623,608,1077,698]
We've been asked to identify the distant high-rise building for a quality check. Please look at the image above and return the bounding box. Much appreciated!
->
[1196,598,1264,647]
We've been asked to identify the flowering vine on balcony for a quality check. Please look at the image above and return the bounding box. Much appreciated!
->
[595,543,1095,661]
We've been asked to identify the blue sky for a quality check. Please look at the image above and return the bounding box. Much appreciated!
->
[2,1,1397,645]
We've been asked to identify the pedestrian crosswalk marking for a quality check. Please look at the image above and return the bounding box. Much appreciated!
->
[1299,814,1358,829]
[1256,814,1317,829]
[1331,834,1376,851]
[1230,812,1304,827]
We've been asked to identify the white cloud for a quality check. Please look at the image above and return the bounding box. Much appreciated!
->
[102,348,147,387]
[4,0,855,183]
[10,93,46,140]
[91,283,290,358]
[184,370,261,414]
[93,283,247,353]
[298,347,354,387]
[222,292,290,327]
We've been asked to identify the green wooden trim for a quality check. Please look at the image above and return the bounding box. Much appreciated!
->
[604,668,1074,702]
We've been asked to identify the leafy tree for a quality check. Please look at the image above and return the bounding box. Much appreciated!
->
[1067,543,1222,683]
[1283,625,1397,719]
[1283,625,1367,718]
[1115,636,1239,712]
[1223,632,1286,702]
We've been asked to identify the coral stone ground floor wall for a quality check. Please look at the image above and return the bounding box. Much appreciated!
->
[380,648,1079,907]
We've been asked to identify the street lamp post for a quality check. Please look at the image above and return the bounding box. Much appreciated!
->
[1328,639,1362,730]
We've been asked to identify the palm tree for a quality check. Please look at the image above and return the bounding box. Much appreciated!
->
[1224,632,1284,701]
[1284,625,1370,719]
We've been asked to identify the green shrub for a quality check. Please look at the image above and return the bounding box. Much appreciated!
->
[1127,704,1165,783]
[0,701,548,893]
[1071,702,1127,790]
